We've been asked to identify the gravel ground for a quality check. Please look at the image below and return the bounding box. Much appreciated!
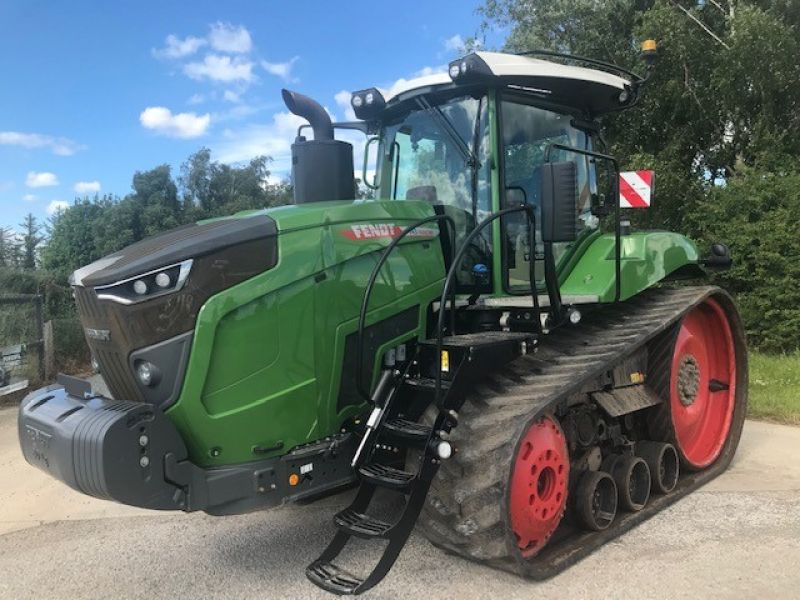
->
[2,399,799,599]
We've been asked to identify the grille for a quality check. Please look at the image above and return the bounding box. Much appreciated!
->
[73,286,143,402]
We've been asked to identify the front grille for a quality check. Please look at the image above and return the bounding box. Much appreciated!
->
[73,286,143,402]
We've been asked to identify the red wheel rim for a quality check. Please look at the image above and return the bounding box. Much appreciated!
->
[670,298,736,468]
[509,416,569,557]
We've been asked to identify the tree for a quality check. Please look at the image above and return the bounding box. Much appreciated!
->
[478,0,800,351]
[19,213,43,270]
[179,148,290,218]
[0,227,18,268]
[41,199,107,277]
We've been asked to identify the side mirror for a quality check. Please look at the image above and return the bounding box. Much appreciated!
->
[540,161,578,243]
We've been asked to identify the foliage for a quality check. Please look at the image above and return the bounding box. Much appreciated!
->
[685,168,800,352]
[480,0,800,350]
[41,149,292,282]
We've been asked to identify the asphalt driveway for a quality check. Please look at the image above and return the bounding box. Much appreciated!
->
[1,403,798,599]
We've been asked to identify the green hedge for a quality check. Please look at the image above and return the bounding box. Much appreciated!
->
[686,168,800,353]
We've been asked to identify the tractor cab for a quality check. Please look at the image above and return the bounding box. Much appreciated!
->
[335,51,652,317]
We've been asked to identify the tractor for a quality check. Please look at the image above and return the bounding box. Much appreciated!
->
[18,42,747,595]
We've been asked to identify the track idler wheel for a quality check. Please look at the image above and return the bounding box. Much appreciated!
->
[637,441,679,494]
[509,416,570,557]
[574,470,617,531]
[602,455,651,512]
[649,297,740,470]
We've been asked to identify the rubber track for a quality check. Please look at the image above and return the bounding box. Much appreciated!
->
[417,285,748,578]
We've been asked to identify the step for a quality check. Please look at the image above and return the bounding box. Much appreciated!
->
[358,463,416,491]
[419,330,535,350]
[402,377,451,391]
[382,418,432,447]
[334,508,393,539]
[306,560,363,595]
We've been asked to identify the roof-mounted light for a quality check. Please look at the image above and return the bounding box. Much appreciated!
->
[350,87,385,120]
[641,39,657,67]
[447,53,493,83]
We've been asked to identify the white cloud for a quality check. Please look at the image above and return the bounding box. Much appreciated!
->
[47,200,69,215]
[213,106,368,183]
[139,107,211,139]
[385,65,447,97]
[223,90,241,103]
[208,22,252,53]
[214,110,306,166]
[0,131,83,156]
[23,193,36,202]
[153,34,206,59]
[335,90,357,121]
[187,93,205,105]
[26,171,59,188]
[74,180,101,194]
[444,34,465,53]
[262,57,299,81]
[184,54,255,84]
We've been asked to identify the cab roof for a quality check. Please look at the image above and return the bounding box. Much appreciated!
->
[382,51,634,116]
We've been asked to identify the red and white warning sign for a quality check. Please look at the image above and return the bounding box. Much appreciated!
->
[619,170,654,208]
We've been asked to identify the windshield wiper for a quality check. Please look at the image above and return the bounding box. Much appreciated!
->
[415,96,479,168]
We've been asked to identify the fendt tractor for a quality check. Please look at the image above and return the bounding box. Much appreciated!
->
[18,42,747,595]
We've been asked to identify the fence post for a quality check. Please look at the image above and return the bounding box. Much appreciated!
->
[34,295,45,382]
[43,320,55,381]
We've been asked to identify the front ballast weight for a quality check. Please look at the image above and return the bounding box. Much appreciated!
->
[18,376,359,516]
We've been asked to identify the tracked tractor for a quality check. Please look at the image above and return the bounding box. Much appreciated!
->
[18,42,747,595]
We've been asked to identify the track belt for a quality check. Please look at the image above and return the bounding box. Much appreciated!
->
[419,284,748,578]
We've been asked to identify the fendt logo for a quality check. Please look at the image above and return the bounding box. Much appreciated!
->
[341,223,438,241]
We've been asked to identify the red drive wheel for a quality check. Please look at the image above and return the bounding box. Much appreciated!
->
[668,298,737,469]
[509,416,569,557]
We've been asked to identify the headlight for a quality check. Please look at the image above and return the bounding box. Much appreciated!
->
[135,360,161,387]
[95,259,192,305]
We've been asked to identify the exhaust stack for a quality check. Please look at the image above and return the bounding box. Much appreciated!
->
[282,88,355,204]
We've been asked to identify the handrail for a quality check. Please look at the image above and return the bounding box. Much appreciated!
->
[544,142,621,306]
[355,214,457,402]
[433,205,538,406]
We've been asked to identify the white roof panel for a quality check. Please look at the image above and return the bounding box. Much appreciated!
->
[380,51,633,114]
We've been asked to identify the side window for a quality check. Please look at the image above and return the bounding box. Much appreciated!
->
[501,99,597,291]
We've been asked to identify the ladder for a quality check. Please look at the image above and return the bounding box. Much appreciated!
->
[306,331,535,595]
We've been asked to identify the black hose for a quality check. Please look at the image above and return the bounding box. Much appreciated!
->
[356,214,457,402]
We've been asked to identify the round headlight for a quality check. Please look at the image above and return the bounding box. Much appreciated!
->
[448,64,460,78]
[133,280,148,295]
[155,272,171,288]
[619,89,630,103]
[136,361,158,387]
[352,95,363,108]
[460,61,468,73]
[365,92,374,105]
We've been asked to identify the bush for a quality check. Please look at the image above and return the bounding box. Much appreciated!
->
[686,168,800,353]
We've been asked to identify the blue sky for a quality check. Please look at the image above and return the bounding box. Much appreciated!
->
[0,0,506,231]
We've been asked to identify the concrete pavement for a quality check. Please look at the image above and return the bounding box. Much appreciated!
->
[1,404,799,599]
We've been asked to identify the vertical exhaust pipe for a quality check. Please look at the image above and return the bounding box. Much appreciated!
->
[282,88,355,204]
[281,89,334,141]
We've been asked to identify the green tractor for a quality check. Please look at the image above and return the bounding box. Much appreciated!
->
[18,42,747,595]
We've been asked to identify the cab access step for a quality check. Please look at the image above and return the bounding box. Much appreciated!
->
[306,331,536,595]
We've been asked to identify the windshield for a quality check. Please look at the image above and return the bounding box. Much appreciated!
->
[379,94,492,290]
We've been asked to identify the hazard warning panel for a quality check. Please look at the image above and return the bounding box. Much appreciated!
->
[619,171,654,208]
